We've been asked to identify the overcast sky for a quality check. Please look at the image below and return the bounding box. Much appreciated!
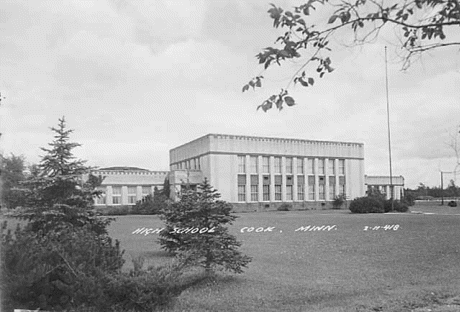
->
[1,0,459,188]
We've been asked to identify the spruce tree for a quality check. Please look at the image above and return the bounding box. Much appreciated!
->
[160,179,252,274]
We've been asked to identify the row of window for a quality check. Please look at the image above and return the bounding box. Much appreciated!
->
[175,158,201,170]
[96,185,155,205]
[238,156,345,175]
[237,175,345,202]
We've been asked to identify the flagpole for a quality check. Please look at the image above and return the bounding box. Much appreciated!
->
[385,46,394,210]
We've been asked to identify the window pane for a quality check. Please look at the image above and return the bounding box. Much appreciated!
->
[318,159,325,175]
[251,185,258,202]
[128,195,137,204]
[112,186,121,195]
[275,185,282,200]
[274,157,281,173]
[297,158,304,174]
[307,159,314,174]
[286,185,293,200]
[328,159,335,175]
[238,185,246,202]
[339,159,345,175]
[238,156,246,173]
[250,156,258,173]
[262,156,270,173]
[263,185,270,201]
[297,184,304,201]
[319,184,325,200]
[142,186,151,195]
[128,186,137,194]
[286,157,293,174]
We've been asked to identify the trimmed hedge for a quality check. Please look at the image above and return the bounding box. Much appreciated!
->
[349,197,384,213]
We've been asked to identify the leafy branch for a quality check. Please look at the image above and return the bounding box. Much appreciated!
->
[243,0,460,111]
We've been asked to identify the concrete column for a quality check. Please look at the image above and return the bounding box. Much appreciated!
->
[281,156,286,201]
[335,159,340,197]
[106,185,113,205]
[121,186,128,205]
[258,155,263,202]
[245,155,250,203]
[325,158,330,201]
[314,158,319,201]
[293,157,298,201]
[270,156,275,202]
[136,186,142,202]
[303,158,308,201]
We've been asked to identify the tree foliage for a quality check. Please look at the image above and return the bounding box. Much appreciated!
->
[0,154,26,209]
[1,117,126,311]
[159,179,252,274]
[243,0,460,111]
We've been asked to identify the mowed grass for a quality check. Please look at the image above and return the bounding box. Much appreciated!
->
[108,203,460,312]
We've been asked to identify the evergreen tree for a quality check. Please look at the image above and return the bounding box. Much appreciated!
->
[159,179,251,274]
[0,154,26,209]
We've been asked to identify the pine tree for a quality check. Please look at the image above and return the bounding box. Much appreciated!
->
[24,116,100,209]
[159,179,252,274]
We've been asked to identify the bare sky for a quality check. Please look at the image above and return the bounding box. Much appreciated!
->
[1,0,459,188]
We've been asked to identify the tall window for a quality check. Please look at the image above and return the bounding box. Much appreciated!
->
[237,175,246,202]
[286,157,293,174]
[328,159,335,175]
[329,176,336,200]
[250,156,258,173]
[297,176,305,201]
[192,159,196,170]
[197,158,201,170]
[250,175,258,201]
[319,176,325,200]
[112,186,121,205]
[262,156,270,173]
[339,159,345,175]
[274,175,282,200]
[339,176,346,195]
[297,158,304,174]
[128,186,137,204]
[238,156,246,173]
[318,159,325,175]
[286,175,293,200]
[308,176,315,200]
[307,158,314,174]
[263,175,270,201]
[274,157,281,173]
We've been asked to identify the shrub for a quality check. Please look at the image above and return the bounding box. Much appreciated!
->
[349,196,384,213]
[402,193,416,206]
[332,195,346,209]
[103,262,192,311]
[448,201,458,207]
[277,203,292,211]
[106,205,132,216]
[1,221,125,311]
[383,200,409,213]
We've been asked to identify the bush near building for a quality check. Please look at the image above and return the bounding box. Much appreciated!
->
[349,196,385,213]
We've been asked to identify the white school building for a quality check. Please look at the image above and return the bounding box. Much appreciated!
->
[92,134,403,212]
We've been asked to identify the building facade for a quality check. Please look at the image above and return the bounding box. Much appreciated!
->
[365,175,405,200]
[92,167,168,206]
[92,135,404,211]
[170,134,366,211]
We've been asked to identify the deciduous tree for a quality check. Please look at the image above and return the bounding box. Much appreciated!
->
[243,0,460,111]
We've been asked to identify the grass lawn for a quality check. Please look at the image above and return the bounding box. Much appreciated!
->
[107,203,460,312]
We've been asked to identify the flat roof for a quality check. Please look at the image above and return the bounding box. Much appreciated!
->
[171,133,364,151]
